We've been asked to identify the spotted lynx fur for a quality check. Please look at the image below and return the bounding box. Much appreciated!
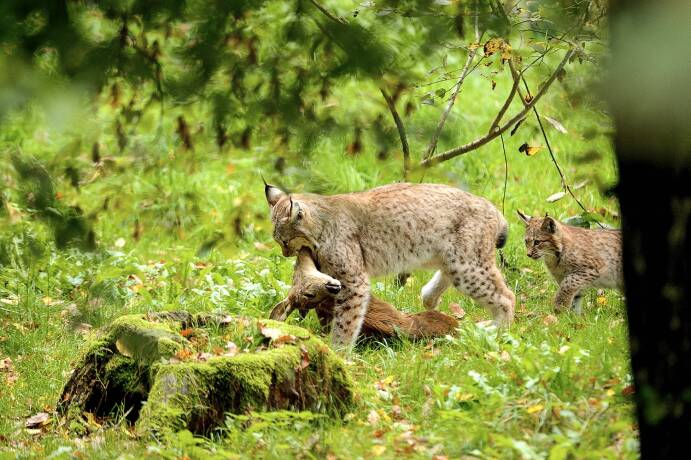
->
[517,211,623,313]
[265,182,515,348]
[269,248,459,340]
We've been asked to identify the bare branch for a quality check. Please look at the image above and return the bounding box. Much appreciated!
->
[308,0,347,24]
[487,60,521,134]
[519,71,604,227]
[423,47,480,160]
[419,48,574,168]
[423,0,482,161]
[380,88,411,180]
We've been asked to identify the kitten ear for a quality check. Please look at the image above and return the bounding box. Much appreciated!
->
[265,183,286,207]
[290,200,304,222]
[541,216,557,233]
[516,210,532,225]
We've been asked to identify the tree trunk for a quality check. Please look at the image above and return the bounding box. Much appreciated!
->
[610,1,691,457]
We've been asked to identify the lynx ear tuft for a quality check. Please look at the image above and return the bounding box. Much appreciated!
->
[516,210,532,225]
[265,183,286,207]
[541,216,557,233]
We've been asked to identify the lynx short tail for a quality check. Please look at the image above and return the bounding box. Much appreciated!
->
[495,214,509,249]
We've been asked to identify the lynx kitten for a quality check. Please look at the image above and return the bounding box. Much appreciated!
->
[517,211,623,313]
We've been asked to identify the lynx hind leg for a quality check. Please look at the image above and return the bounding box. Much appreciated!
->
[421,270,452,310]
[448,262,515,327]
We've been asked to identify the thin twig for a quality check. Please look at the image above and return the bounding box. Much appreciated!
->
[308,0,347,24]
[423,48,479,160]
[419,48,575,168]
[519,74,604,227]
[500,133,508,214]
[380,88,411,180]
[498,131,509,269]
[423,0,482,161]
[488,60,522,133]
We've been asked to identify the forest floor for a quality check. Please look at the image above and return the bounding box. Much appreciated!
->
[0,69,638,459]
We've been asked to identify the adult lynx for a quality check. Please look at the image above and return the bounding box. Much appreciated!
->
[266,182,514,348]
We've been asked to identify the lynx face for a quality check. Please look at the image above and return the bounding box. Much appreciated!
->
[518,211,562,260]
[265,184,317,256]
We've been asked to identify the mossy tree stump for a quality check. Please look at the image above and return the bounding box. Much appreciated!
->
[58,312,354,436]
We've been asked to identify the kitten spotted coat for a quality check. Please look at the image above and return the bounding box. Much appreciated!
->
[518,211,623,313]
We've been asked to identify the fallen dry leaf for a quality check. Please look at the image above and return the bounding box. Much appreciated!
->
[371,445,386,456]
[367,409,380,425]
[253,242,271,251]
[1,357,18,386]
[622,385,635,396]
[0,357,12,371]
[259,325,283,341]
[174,349,194,361]
[299,345,310,370]
[180,328,195,338]
[224,342,239,357]
[542,314,558,326]
[449,303,466,319]
[546,191,566,203]
[526,404,544,415]
[544,115,568,134]
[272,334,297,346]
[25,412,50,428]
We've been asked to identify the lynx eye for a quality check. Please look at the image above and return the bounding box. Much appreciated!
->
[304,293,316,299]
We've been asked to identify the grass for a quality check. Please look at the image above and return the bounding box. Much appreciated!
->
[0,52,637,458]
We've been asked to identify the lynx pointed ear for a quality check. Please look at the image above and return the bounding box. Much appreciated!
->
[541,216,557,233]
[265,183,286,207]
[516,210,532,225]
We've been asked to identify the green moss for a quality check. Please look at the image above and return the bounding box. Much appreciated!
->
[59,313,355,437]
[104,355,147,396]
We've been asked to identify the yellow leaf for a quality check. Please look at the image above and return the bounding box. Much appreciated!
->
[519,143,542,156]
[455,392,475,402]
[371,445,386,457]
[527,404,544,414]
[483,38,507,57]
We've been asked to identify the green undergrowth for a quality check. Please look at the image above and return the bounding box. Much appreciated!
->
[0,26,636,460]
